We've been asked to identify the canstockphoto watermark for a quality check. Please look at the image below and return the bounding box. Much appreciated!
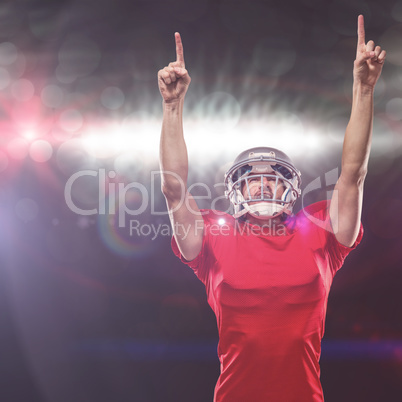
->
[64,168,339,232]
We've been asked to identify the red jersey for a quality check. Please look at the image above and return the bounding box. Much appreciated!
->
[172,201,363,402]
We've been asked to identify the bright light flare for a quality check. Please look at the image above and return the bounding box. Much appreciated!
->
[81,119,160,159]
[22,129,38,140]
[78,111,330,166]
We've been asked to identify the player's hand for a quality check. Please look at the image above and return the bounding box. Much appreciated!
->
[353,15,386,89]
[158,32,191,103]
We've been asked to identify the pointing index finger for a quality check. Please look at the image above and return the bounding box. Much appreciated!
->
[175,32,185,67]
[357,14,365,47]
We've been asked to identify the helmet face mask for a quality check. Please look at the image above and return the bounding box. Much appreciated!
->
[224,147,301,220]
[237,173,292,217]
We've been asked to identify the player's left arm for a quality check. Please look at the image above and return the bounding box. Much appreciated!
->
[330,15,386,247]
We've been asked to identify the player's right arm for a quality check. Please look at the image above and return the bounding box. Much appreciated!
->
[158,32,204,261]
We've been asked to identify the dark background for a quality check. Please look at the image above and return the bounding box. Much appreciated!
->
[0,0,402,401]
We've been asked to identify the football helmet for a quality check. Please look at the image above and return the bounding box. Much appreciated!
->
[224,147,301,219]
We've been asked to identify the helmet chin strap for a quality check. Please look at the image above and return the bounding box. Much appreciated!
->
[233,196,292,221]
[244,201,291,220]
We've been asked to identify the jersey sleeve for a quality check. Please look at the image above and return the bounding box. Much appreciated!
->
[299,200,363,275]
[326,219,363,265]
[170,209,215,285]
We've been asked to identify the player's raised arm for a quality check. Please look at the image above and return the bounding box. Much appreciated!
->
[158,33,204,261]
[330,15,386,247]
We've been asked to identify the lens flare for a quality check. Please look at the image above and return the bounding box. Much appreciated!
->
[97,196,159,259]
